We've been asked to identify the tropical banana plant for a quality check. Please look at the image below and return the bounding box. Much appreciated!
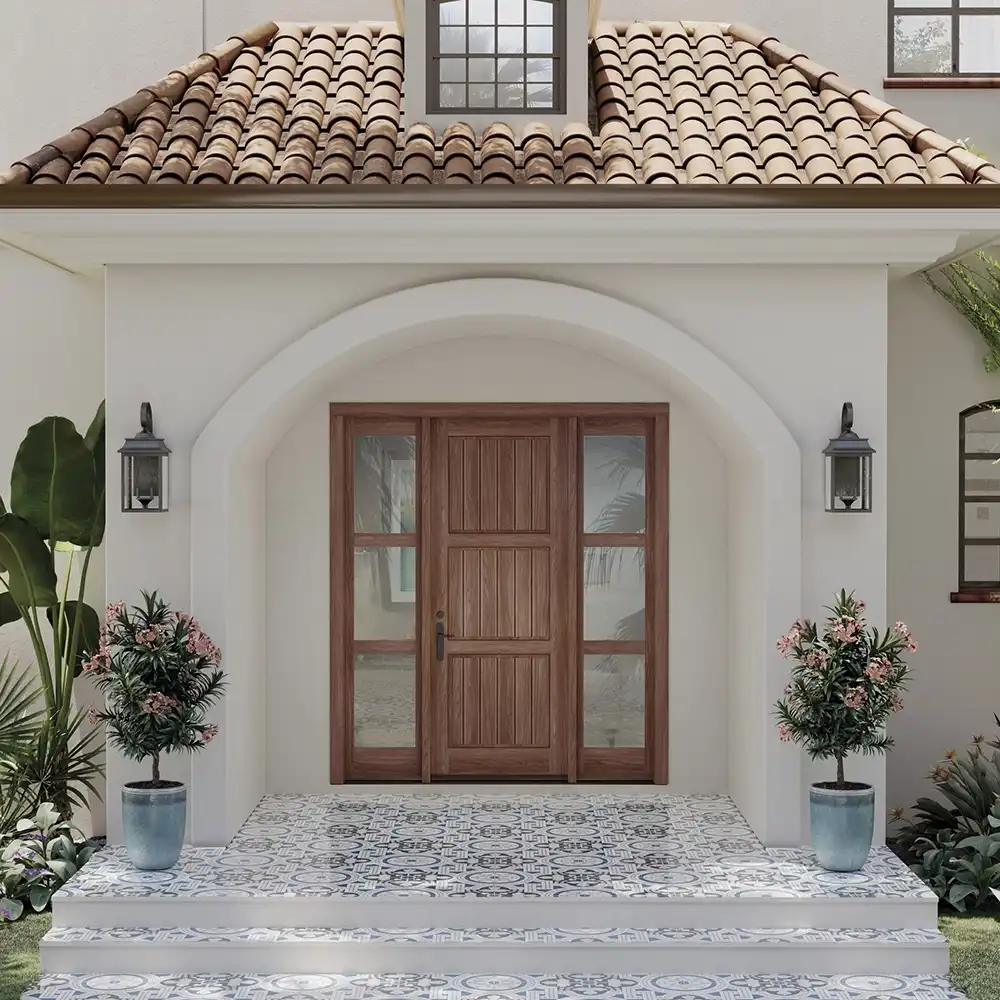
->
[0,403,107,820]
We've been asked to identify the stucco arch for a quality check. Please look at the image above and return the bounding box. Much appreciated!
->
[189,277,803,846]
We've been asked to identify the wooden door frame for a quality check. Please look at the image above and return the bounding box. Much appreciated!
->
[330,403,669,784]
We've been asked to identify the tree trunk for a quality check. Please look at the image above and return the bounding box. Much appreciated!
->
[152,754,161,786]
[836,753,846,788]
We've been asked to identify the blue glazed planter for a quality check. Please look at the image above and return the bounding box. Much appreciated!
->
[122,782,187,871]
[810,782,875,872]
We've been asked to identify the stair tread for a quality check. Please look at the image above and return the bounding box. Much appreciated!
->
[25,972,967,999]
[44,925,947,945]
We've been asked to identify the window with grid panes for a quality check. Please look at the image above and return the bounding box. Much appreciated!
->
[890,1,1000,76]
[959,402,1000,591]
[427,0,566,112]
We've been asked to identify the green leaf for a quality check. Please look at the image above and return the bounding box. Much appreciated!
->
[28,885,51,912]
[83,402,106,548]
[0,897,24,921]
[33,802,60,834]
[10,416,97,546]
[46,859,75,881]
[0,514,57,607]
[47,601,100,678]
[0,592,20,629]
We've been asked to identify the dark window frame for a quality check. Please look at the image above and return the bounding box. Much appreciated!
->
[426,0,567,114]
[889,1,1000,77]
[958,401,1000,593]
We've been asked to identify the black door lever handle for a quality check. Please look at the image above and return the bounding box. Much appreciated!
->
[435,621,455,661]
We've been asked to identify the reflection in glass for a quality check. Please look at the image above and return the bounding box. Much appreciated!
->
[354,548,416,640]
[892,15,952,73]
[965,406,1000,455]
[354,653,415,747]
[354,436,416,533]
[964,459,1000,496]
[584,654,645,747]
[583,436,646,533]
[583,548,645,641]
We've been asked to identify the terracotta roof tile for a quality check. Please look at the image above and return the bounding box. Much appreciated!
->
[2,17,997,186]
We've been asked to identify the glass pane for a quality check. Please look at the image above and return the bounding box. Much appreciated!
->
[961,16,1000,72]
[583,436,646,534]
[440,0,466,23]
[440,83,467,107]
[469,83,497,106]
[499,83,525,107]
[469,25,497,53]
[498,27,525,52]
[440,25,467,52]
[893,15,952,73]
[584,654,645,748]
[498,57,525,82]
[965,545,1000,583]
[469,57,496,81]
[583,548,645,641]
[469,0,495,24]
[527,0,554,25]
[354,436,416,533]
[966,406,1000,454]
[440,58,467,82]
[966,503,1000,539]
[354,653,415,747]
[965,459,1000,496]
[354,548,416,640]
[527,83,554,107]
[527,25,553,52]
[527,57,554,82]
[498,0,525,23]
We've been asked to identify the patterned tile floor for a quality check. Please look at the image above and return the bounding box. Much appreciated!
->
[57,792,936,901]
[24,972,967,999]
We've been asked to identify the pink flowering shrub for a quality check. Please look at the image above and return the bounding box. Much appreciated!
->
[774,590,914,788]
[84,591,226,787]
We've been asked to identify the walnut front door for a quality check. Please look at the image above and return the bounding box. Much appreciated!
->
[426,418,573,777]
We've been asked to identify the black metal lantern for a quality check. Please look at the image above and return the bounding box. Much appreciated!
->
[119,403,170,512]
[823,402,874,513]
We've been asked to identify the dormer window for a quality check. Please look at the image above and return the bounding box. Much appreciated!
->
[428,0,565,113]
[402,0,589,138]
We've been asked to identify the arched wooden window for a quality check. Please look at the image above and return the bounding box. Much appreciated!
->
[427,0,566,113]
[958,401,1000,594]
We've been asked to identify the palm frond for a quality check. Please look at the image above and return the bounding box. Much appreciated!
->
[0,653,42,763]
[587,491,646,534]
[927,252,1000,372]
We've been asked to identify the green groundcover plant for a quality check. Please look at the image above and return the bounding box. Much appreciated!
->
[773,591,914,788]
[84,591,225,786]
[0,802,98,922]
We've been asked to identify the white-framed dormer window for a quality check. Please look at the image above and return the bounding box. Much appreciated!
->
[402,0,590,138]
[427,0,566,113]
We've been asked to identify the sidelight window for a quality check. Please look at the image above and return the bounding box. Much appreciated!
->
[889,1,1000,76]
[959,402,1000,592]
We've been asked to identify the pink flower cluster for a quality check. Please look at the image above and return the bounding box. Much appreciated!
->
[830,616,861,644]
[777,722,794,743]
[804,650,827,670]
[203,723,219,744]
[891,694,904,713]
[135,627,159,645]
[178,614,222,665]
[141,692,179,716]
[891,621,918,653]
[776,619,809,658]
[864,656,894,684]
[844,686,868,710]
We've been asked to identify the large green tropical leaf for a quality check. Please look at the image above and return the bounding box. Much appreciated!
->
[47,601,100,677]
[0,592,20,629]
[0,514,57,607]
[0,654,41,763]
[84,402,106,548]
[10,416,97,546]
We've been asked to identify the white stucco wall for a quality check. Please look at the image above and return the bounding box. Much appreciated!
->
[887,272,1000,821]
[1,0,996,170]
[101,261,886,845]
[264,333,729,795]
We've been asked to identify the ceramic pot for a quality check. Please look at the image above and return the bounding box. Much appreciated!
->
[810,781,875,872]
[121,782,186,870]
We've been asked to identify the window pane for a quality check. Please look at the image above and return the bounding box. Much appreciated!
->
[354,653,415,747]
[527,26,553,51]
[469,25,496,52]
[583,548,645,641]
[440,26,467,52]
[893,15,952,73]
[498,0,524,23]
[440,82,467,107]
[527,83,554,107]
[527,0,554,25]
[528,57,554,82]
[440,58,467,82]
[469,0,494,24]
[499,83,525,107]
[498,57,525,82]
[469,57,496,81]
[469,83,497,106]
[966,503,1000,539]
[584,654,645,748]
[965,545,1000,584]
[440,0,466,23]
[583,436,646,534]
[498,27,525,52]
[965,459,1000,496]
[354,436,416,533]
[961,15,1000,72]
[354,548,416,640]
[966,407,1000,454]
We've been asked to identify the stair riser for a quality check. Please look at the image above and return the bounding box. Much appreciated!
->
[41,941,951,977]
[52,897,939,931]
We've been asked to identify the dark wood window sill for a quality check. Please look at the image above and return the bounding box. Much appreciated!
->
[885,77,1000,90]
[951,591,1000,603]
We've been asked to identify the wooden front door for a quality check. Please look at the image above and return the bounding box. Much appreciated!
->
[426,418,571,777]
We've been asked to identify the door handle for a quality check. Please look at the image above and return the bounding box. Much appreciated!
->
[435,621,455,661]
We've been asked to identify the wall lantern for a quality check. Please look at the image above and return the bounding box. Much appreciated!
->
[119,403,171,512]
[823,402,874,513]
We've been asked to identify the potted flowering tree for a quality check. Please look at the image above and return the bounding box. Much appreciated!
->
[83,591,224,871]
[774,591,915,872]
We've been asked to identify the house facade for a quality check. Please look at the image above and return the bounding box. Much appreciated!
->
[0,1,999,853]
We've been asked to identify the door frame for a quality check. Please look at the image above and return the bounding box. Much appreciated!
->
[330,403,669,784]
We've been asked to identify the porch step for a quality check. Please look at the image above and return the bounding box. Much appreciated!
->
[41,925,950,976]
[24,971,968,999]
